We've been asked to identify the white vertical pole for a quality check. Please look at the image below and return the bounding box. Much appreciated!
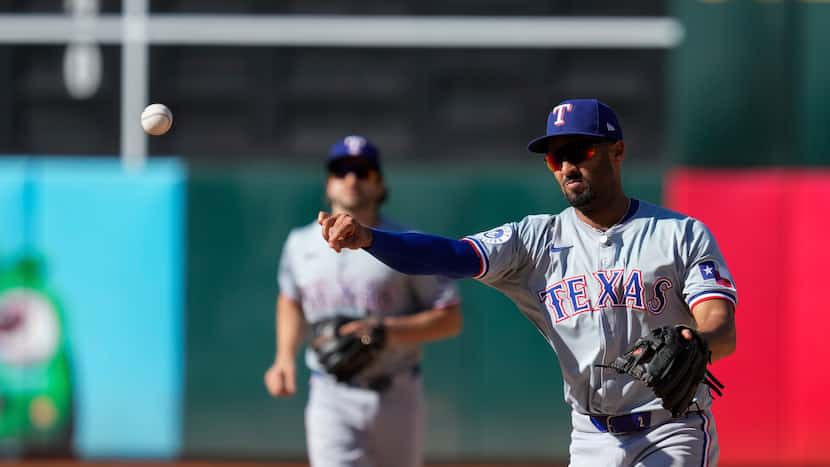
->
[63,0,103,100]
[121,0,149,170]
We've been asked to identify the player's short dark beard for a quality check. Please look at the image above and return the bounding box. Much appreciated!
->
[324,186,387,210]
[564,183,596,209]
[562,152,613,212]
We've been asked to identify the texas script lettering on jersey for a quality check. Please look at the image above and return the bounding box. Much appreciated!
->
[537,269,674,323]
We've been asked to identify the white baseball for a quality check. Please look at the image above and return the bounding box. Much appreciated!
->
[141,103,173,136]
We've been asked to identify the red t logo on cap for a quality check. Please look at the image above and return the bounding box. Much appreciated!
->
[551,103,573,127]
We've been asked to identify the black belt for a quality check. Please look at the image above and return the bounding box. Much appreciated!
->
[590,412,653,434]
[589,409,703,434]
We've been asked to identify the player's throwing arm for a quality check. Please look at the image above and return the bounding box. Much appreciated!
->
[318,211,482,279]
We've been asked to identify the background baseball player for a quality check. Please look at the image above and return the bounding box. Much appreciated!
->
[264,135,462,467]
[318,100,737,466]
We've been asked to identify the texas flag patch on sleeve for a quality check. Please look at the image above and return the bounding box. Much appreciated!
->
[699,260,733,288]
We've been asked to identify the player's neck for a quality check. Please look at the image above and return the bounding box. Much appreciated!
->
[575,194,630,231]
[332,205,380,228]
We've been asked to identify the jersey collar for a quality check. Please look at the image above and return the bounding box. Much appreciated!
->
[618,198,640,225]
[568,198,641,235]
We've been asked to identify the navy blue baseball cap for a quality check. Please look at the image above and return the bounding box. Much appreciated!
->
[327,135,381,170]
[527,99,623,153]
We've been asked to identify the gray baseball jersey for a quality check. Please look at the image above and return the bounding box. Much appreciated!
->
[278,218,460,381]
[462,199,737,416]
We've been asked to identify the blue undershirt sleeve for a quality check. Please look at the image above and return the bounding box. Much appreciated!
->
[364,228,481,279]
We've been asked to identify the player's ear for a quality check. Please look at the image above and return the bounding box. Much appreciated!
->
[610,140,625,165]
[616,141,625,159]
[373,174,389,204]
[323,176,335,206]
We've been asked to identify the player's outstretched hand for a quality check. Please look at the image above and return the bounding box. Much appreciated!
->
[318,211,373,252]
[264,358,296,397]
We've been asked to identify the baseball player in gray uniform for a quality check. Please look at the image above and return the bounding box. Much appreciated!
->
[264,135,462,467]
[317,100,737,467]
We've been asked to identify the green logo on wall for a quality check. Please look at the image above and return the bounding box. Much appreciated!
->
[0,254,73,456]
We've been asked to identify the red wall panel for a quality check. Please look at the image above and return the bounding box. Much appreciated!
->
[783,174,830,465]
[666,169,830,465]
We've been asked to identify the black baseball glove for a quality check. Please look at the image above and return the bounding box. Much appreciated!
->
[598,325,724,417]
[311,315,387,382]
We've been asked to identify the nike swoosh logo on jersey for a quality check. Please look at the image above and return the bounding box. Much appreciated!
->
[549,245,573,253]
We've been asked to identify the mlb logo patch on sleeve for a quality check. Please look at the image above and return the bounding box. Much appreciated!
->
[480,226,513,245]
